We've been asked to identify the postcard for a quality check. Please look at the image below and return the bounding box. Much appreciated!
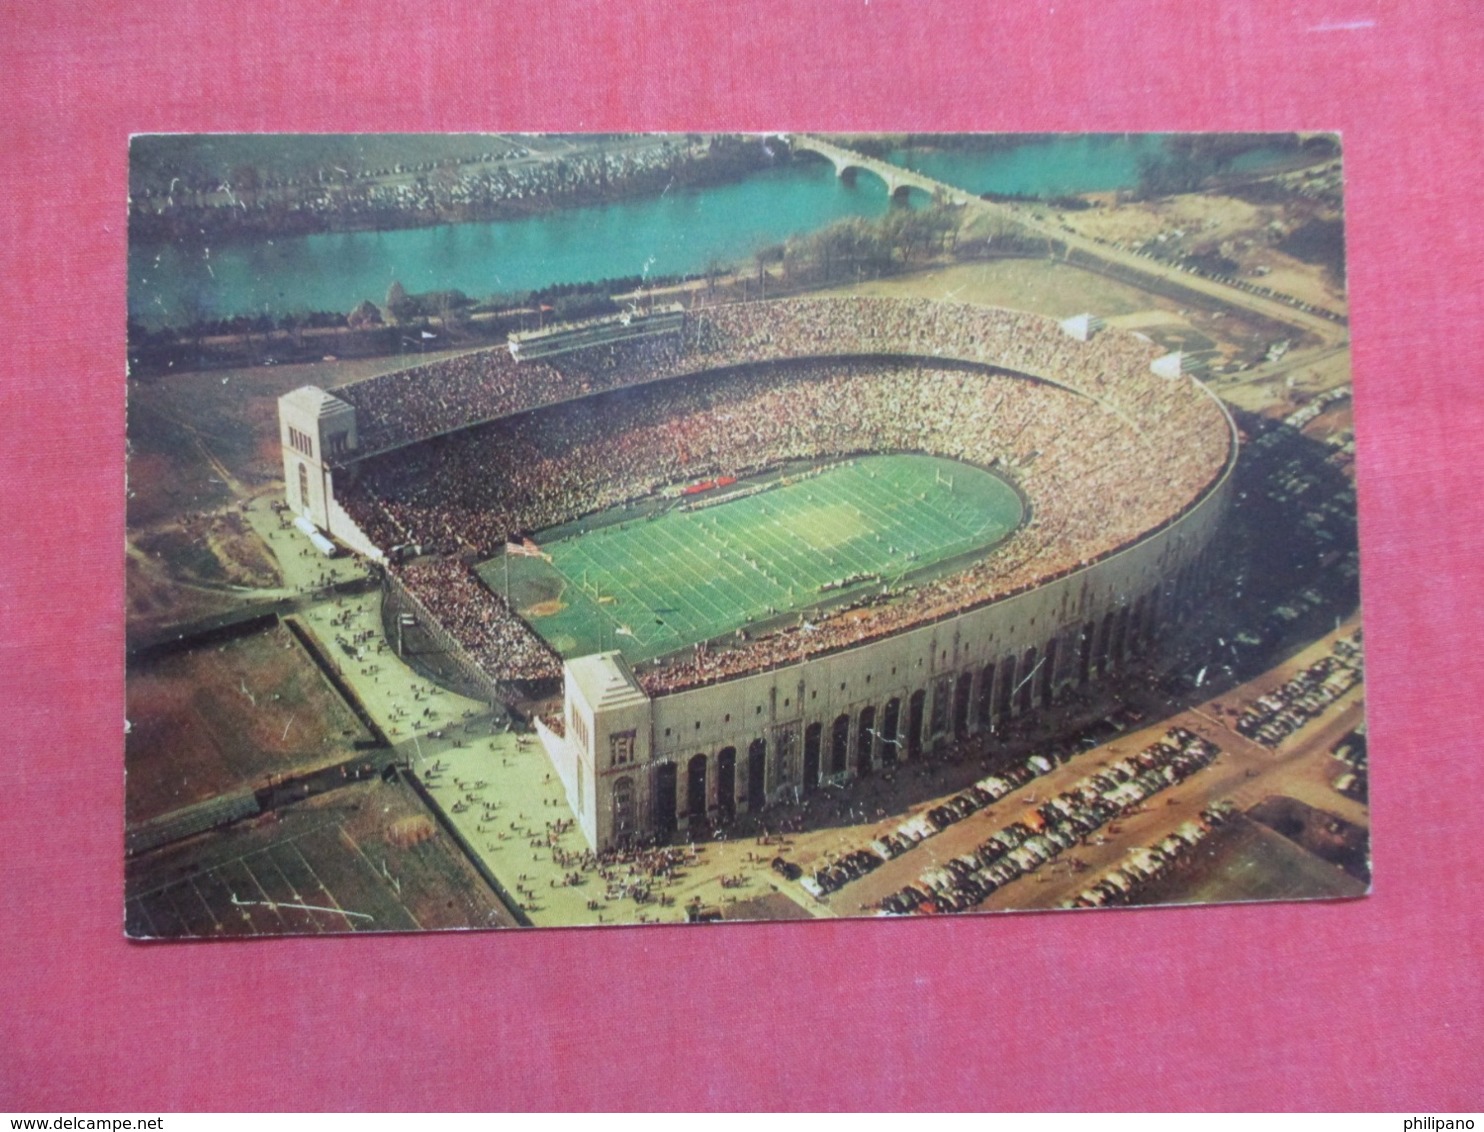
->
[125,132,1361,935]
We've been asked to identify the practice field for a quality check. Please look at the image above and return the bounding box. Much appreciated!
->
[125,779,517,936]
[480,454,1024,666]
[125,623,372,824]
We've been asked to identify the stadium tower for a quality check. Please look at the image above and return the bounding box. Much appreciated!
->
[277,386,374,553]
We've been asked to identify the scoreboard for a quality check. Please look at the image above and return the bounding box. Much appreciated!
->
[508,303,685,361]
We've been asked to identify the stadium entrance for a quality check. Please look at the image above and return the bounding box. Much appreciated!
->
[654,763,677,839]
[747,740,767,809]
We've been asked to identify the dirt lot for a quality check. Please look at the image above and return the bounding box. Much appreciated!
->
[125,349,471,635]
[125,777,515,937]
[128,350,463,524]
[126,508,287,639]
[1132,813,1366,907]
[125,549,254,636]
[125,623,370,824]
[1247,794,1370,882]
[1066,190,1269,254]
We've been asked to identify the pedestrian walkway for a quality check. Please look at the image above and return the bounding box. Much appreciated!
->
[242,494,371,595]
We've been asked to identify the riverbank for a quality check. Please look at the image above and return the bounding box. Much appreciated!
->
[129,133,1340,346]
[129,134,783,245]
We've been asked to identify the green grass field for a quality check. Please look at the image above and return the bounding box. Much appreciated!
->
[478,454,1023,666]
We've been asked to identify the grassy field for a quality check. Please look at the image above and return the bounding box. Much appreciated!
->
[125,624,371,824]
[822,258,1282,359]
[125,779,516,937]
[481,453,1022,665]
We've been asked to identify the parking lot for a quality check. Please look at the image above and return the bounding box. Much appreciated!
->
[804,615,1367,918]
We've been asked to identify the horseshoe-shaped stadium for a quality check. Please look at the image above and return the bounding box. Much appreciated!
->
[278,296,1237,850]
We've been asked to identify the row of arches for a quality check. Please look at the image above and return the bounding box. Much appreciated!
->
[794,146,928,204]
[617,570,1219,840]
[640,693,916,835]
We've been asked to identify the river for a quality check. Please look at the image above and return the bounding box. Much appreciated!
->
[128,135,1294,328]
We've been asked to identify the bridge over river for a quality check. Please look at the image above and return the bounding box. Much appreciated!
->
[787,134,1346,348]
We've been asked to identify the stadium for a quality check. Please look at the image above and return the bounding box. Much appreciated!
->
[277,296,1238,850]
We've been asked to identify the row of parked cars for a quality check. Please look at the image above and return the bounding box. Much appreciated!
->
[1063,802,1237,909]
[875,729,1222,916]
[800,754,1066,898]
[1330,724,1368,801]
[1234,630,1363,748]
[798,849,884,897]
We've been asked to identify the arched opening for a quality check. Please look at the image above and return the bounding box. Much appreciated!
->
[857,705,876,775]
[717,746,737,819]
[1096,611,1116,677]
[747,738,767,810]
[830,714,850,776]
[890,183,920,206]
[881,698,901,765]
[1113,606,1130,664]
[1129,595,1147,655]
[687,754,708,820]
[997,654,1018,725]
[612,776,635,843]
[653,763,677,840]
[954,672,973,737]
[908,689,926,758]
[930,676,951,736]
[1017,646,1038,715]
[1041,638,1059,708]
[977,663,996,726]
[803,722,822,791]
[1079,622,1095,685]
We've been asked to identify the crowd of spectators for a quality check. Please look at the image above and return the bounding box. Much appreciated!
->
[394,556,562,682]
[543,839,704,908]
[336,296,1227,455]
[331,297,1233,690]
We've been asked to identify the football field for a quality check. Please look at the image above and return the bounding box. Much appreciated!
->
[480,454,1023,666]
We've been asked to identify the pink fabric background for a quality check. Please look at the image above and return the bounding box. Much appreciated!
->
[2,0,1480,1111]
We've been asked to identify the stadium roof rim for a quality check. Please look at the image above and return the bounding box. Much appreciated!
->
[281,384,355,419]
[567,651,647,709]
